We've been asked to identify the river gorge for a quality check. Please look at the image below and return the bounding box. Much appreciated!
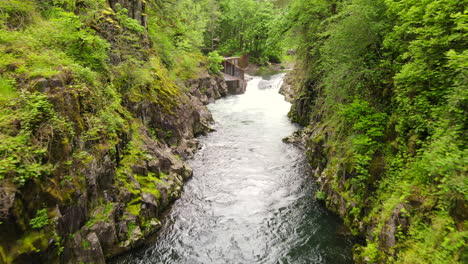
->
[113,74,354,264]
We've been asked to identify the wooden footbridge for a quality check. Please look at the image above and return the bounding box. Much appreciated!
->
[221,56,248,94]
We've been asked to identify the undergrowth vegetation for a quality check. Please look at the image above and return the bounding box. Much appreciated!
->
[0,0,212,262]
[286,0,467,262]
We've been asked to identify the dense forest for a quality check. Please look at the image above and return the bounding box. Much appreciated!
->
[0,0,466,263]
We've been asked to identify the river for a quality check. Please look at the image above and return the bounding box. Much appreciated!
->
[113,74,354,264]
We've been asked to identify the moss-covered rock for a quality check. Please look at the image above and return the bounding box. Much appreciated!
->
[0,0,231,263]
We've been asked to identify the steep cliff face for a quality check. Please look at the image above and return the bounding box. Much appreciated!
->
[282,0,466,263]
[0,1,236,263]
[285,63,466,263]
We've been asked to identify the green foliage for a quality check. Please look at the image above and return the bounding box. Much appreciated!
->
[81,240,90,250]
[81,85,128,146]
[215,0,284,62]
[336,99,388,198]
[315,191,326,200]
[29,209,49,229]
[46,8,110,72]
[286,0,468,262]
[0,133,50,184]
[0,93,71,185]
[126,222,138,239]
[385,0,466,141]
[136,173,162,200]
[52,230,64,256]
[0,5,109,83]
[40,0,106,13]
[126,203,141,217]
[0,0,37,29]
[341,99,387,139]
[207,51,224,74]
[146,0,211,77]
[382,211,467,264]
[21,93,55,132]
[0,0,197,262]
[117,130,164,202]
[360,240,380,263]
[149,0,209,51]
[0,76,16,98]
[115,4,145,33]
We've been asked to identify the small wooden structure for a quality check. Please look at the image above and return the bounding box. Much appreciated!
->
[221,56,248,94]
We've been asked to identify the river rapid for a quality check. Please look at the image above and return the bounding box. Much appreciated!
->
[113,74,354,264]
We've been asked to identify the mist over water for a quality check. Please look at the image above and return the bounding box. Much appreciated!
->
[113,74,354,264]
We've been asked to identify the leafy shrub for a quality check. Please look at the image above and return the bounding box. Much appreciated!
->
[0,76,16,98]
[0,93,71,185]
[360,240,380,263]
[0,0,36,28]
[315,191,326,200]
[115,4,145,33]
[29,209,49,229]
[286,0,467,262]
[47,9,110,71]
[173,52,202,79]
[21,93,55,132]
[341,99,387,140]
[339,99,388,196]
[207,51,224,74]
[81,239,91,250]
[0,7,109,79]
[0,132,51,184]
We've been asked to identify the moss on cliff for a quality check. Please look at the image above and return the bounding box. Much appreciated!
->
[0,0,215,262]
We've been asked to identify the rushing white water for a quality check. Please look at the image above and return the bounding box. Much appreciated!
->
[113,74,354,264]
